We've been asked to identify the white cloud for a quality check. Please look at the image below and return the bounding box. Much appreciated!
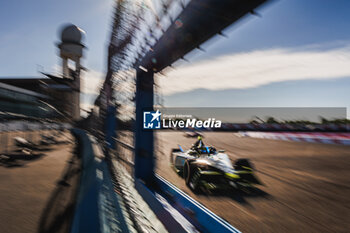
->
[51,64,104,95]
[158,44,350,95]
[81,69,104,95]
[50,65,103,115]
[80,102,97,118]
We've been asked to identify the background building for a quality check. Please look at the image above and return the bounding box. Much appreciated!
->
[0,24,85,121]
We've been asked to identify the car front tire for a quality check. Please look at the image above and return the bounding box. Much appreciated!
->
[184,160,201,192]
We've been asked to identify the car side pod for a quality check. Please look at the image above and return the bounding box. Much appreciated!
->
[234,158,263,185]
[224,173,240,179]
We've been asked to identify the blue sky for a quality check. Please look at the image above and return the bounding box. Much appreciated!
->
[1,0,350,118]
[186,0,350,59]
[0,0,113,76]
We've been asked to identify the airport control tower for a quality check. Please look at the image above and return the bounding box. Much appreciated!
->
[57,24,85,121]
[0,24,86,121]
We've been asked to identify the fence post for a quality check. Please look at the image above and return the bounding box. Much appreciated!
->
[134,68,155,185]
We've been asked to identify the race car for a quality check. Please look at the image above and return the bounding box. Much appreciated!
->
[170,137,261,192]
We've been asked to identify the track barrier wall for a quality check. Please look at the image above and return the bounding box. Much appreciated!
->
[70,129,130,233]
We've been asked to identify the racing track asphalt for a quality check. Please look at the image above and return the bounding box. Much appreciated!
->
[0,132,79,233]
[155,131,350,233]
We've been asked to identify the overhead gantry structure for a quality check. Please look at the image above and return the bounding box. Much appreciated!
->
[93,0,269,183]
[84,0,271,232]
[133,0,269,185]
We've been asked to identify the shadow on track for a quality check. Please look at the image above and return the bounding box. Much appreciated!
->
[37,153,81,233]
[173,168,271,205]
[189,186,272,206]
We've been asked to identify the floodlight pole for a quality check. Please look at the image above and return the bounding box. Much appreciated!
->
[134,68,155,185]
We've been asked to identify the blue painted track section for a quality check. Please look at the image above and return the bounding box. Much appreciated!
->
[156,175,241,233]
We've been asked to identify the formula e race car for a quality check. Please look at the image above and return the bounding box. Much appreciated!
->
[170,138,261,192]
